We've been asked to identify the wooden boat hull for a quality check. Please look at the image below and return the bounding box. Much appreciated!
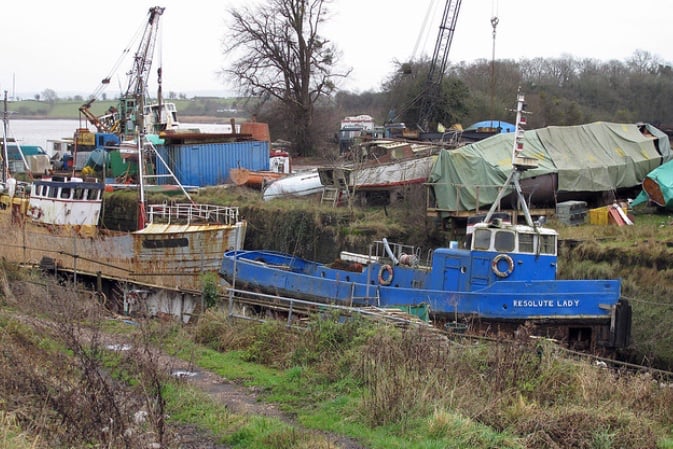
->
[230,167,286,189]
[319,155,437,192]
[319,141,443,199]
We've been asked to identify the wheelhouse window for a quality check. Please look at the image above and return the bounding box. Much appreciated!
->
[519,233,534,253]
[518,232,556,255]
[540,234,556,255]
[473,229,491,250]
[60,187,71,199]
[86,188,100,201]
[493,230,515,252]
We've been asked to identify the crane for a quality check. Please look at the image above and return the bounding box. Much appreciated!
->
[416,0,462,134]
[118,5,165,138]
[78,6,166,138]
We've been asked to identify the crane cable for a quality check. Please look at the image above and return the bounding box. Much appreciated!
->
[411,0,438,62]
[156,15,164,99]
[88,14,149,101]
[392,0,443,123]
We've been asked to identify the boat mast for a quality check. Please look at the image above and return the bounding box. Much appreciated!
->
[130,6,164,229]
[137,103,147,230]
[484,90,538,226]
[1,91,9,184]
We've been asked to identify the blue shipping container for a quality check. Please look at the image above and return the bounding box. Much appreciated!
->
[156,140,270,187]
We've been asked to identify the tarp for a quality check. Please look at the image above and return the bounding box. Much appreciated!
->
[630,158,673,209]
[428,122,671,212]
[464,120,516,133]
[6,144,47,159]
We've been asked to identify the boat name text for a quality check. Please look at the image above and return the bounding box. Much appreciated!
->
[513,299,580,308]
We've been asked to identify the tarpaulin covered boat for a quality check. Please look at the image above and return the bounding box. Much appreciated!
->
[630,158,673,209]
[428,122,671,214]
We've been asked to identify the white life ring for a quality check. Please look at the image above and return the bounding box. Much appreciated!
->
[491,254,514,278]
[378,264,394,285]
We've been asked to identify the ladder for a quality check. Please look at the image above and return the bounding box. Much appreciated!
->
[320,167,351,207]
[321,186,342,206]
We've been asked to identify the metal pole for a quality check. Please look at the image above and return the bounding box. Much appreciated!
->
[489,16,499,117]
[2,91,10,183]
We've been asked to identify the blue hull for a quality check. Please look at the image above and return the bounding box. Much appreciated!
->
[220,249,621,323]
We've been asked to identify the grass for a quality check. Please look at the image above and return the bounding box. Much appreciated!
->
[165,342,525,449]
[554,205,673,245]
[163,381,343,449]
[3,268,673,448]
[0,411,43,449]
[171,311,673,448]
[550,205,673,368]
[164,313,531,448]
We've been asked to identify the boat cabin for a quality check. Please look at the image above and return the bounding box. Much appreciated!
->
[429,221,559,292]
[0,139,51,175]
[470,221,557,256]
[144,102,180,133]
[28,176,104,226]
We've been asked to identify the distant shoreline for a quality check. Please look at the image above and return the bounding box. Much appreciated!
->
[11,115,233,124]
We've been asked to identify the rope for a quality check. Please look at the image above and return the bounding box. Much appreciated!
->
[89,12,149,100]
[411,0,437,62]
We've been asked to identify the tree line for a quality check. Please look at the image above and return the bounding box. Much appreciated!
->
[29,89,190,103]
[337,50,673,135]
[220,0,673,157]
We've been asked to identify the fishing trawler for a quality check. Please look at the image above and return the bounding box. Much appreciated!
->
[0,126,245,321]
[0,8,247,321]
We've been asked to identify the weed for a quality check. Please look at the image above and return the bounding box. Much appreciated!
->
[200,272,221,309]
[244,320,300,367]
[0,411,43,449]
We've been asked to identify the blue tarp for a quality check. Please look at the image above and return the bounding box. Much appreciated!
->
[464,120,516,133]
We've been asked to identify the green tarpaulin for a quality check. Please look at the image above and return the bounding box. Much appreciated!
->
[630,158,673,209]
[428,122,671,212]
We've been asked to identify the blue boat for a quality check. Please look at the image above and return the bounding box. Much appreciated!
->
[220,225,630,348]
[220,92,632,350]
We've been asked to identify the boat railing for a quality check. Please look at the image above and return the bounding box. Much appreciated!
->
[372,240,421,266]
[227,287,429,328]
[424,249,434,267]
[147,203,240,225]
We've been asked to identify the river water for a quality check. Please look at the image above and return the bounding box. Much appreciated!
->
[3,119,231,155]
[4,119,79,149]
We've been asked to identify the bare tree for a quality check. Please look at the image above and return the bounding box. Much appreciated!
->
[222,0,350,156]
[41,88,58,103]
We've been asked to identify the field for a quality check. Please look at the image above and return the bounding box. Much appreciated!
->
[6,97,242,121]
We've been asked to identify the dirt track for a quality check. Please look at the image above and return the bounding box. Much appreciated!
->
[104,328,368,449]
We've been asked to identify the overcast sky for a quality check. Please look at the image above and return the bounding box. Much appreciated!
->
[2,0,671,99]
